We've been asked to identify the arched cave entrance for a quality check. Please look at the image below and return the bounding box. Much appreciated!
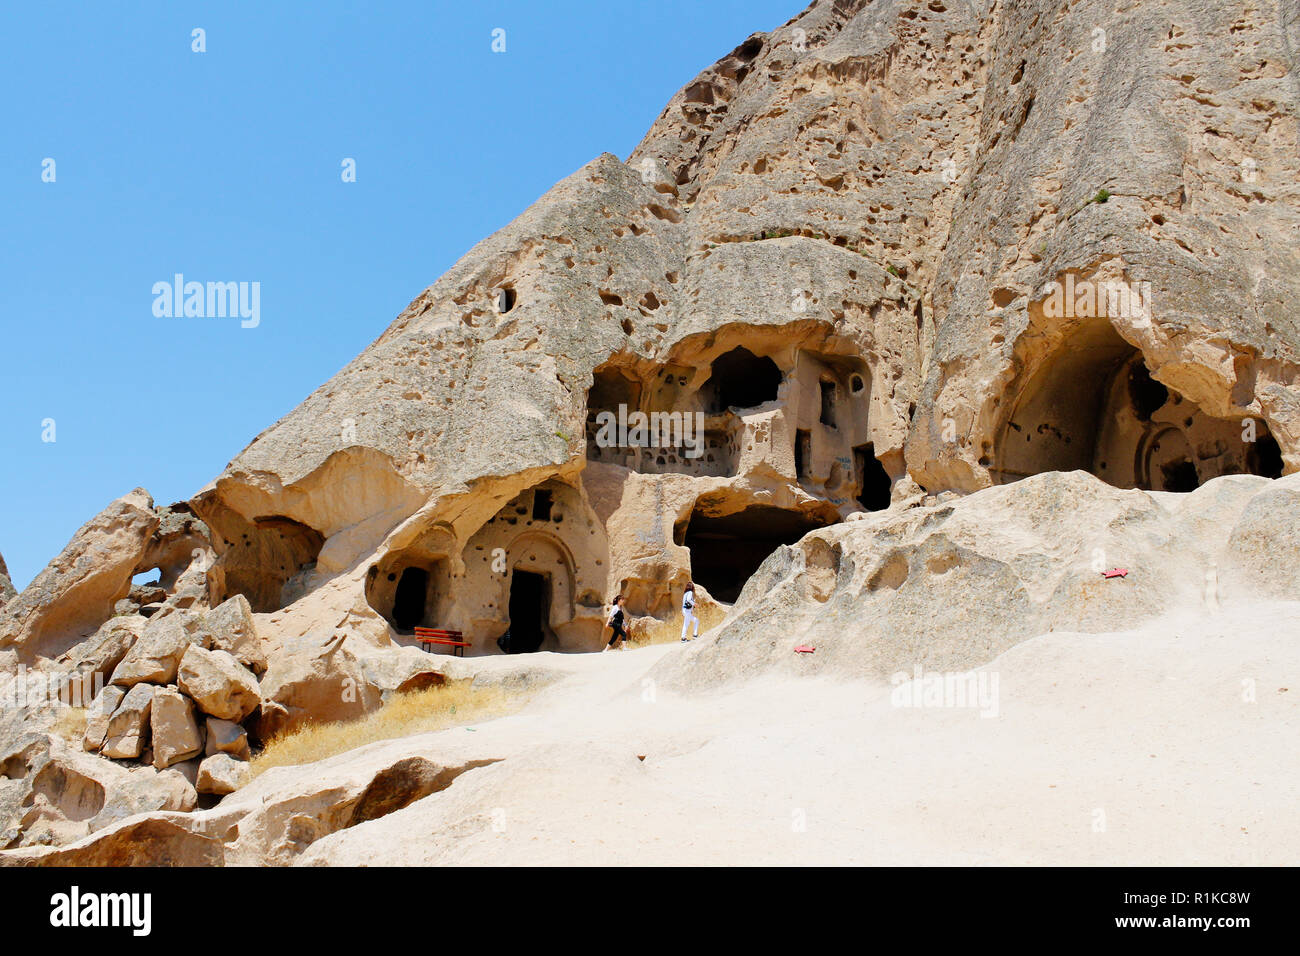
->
[680,503,833,603]
[506,568,551,653]
[703,347,782,413]
[993,320,1284,491]
[365,550,451,634]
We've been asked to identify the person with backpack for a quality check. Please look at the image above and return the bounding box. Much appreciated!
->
[680,583,699,642]
[605,594,628,650]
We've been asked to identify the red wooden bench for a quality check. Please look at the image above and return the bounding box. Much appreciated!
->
[413,627,471,656]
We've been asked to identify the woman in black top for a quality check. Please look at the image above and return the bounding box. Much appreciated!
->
[606,594,628,649]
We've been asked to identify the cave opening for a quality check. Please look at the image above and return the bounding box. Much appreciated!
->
[213,515,325,612]
[703,347,782,413]
[391,567,430,631]
[682,504,831,603]
[854,444,892,510]
[993,320,1285,491]
[506,569,549,653]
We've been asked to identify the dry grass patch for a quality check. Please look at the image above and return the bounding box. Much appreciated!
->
[52,706,88,743]
[249,680,517,780]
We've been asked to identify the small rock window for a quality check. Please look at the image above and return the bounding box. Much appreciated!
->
[497,288,517,314]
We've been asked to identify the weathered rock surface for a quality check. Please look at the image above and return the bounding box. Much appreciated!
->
[0,551,15,606]
[177,646,260,722]
[0,489,159,664]
[151,687,204,769]
[110,610,204,687]
[653,470,1300,690]
[99,682,156,760]
[197,594,267,674]
[196,753,249,796]
[204,717,250,761]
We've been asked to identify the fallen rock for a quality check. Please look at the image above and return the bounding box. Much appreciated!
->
[196,753,250,796]
[197,594,267,674]
[0,489,159,664]
[204,717,250,761]
[150,687,204,769]
[0,814,221,867]
[82,684,126,753]
[62,615,145,705]
[110,610,204,687]
[177,645,260,721]
[100,683,156,760]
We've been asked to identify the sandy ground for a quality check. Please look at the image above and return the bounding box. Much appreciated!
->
[297,599,1300,866]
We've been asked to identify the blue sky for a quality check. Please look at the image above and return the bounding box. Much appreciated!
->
[0,0,802,590]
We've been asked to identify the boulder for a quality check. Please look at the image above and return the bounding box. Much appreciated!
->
[196,753,250,796]
[150,687,203,769]
[177,645,260,721]
[197,594,267,674]
[99,683,155,760]
[204,717,250,761]
[110,610,204,687]
[0,489,159,664]
[0,814,221,867]
[254,635,385,740]
[63,615,144,706]
[82,684,126,753]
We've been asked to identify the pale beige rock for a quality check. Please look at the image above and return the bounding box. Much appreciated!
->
[204,717,250,761]
[177,645,259,721]
[197,594,267,674]
[0,490,159,664]
[63,615,144,706]
[82,684,126,753]
[196,753,249,796]
[150,687,203,769]
[110,611,204,687]
[100,682,156,760]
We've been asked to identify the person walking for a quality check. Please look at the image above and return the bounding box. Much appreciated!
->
[605,594,628,651]
[680,583,699,642]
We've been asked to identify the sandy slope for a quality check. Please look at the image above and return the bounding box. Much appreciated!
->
[297,599,1300,866]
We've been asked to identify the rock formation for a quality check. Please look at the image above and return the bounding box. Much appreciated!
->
[1,0,1298,859]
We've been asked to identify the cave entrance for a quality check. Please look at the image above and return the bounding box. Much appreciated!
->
[854,444,892,510]
[704,347,782,413]
[391,567,430,631]
[993,320,1285,491]
[507,569,550,653]
[682,504,831,603]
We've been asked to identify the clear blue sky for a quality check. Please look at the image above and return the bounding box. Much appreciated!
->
[0,0,802,590]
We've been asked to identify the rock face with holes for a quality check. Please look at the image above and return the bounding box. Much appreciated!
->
[653,469,1300,691]
[1,0,1300,858]
[166,0,1298,668]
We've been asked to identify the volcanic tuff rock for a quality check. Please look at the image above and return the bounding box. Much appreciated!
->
[1,0,1299,858]
[0,552,14,606]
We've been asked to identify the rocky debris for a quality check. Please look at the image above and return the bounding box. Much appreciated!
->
[82,684,126,753]
[150,687,204,769]
[110,611,204,687]
[0,814,221,867]
[196,753,249,796]
[99,683,156,760]
[62,615,144,705]
[0,489,159,664]
[204,717,250,761]
[197,594,267,675]
[177,645,260,722]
